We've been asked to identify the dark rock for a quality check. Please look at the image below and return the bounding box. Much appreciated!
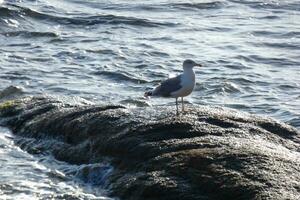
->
[0,96,299,200]
[0,85,23,100]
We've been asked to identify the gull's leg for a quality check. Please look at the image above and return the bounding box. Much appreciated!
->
[176,98,179,115]
[181,97,184,112]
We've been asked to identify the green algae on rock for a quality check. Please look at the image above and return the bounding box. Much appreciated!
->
[0,100,16,110]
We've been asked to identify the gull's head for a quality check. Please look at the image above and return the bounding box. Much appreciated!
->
[183,59,202,70]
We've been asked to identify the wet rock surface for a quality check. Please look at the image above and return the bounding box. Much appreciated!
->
[0,96,299,200]
[0,85,23,100]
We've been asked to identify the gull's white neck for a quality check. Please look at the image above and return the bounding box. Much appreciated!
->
[182,67,195,82]
[170,66,196,97]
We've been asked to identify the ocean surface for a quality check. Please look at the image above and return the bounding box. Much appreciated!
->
[0,0,299,199]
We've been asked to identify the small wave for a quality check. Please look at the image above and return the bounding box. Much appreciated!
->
[145,51,170,58]
[6,4,175,27]
[281,31,300,38]
[0,74,30,80]
[251,42,299,50]
[100,4,164,12]
[248,55,300,67]
[204,26,233,32]
[223,63,250,70]
[251,30,300,39]
[169,1,225,10]
[228,0,300,12]
[234,55,300,67]
[63,1,224,12]
[86,49,118,56]
[0,7,19,17]
[1,31,58,38]
[94,71,148,84]
[223,82,242,93]
[197,78,242,94]
[250,2,300,12]
[287,117,300,129]
[65,15,175,27]
[230,77,255,85]
[278,84,299,90]
[6,43,31,47]
[257,15,280,20]
[75,163,113,186]
[52,51,90,61]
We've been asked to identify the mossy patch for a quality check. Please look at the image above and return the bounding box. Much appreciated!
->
[0,100,16,111]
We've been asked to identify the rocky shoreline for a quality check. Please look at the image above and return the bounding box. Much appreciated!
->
[0,96,299,200]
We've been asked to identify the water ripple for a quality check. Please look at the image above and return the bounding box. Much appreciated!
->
[251,41,299,50]
[93,71,148,84]
[169,1,226,10]
[1,31,59,38]
[251,30,300,39]
[4,4,177,27]
[229,0,300,11]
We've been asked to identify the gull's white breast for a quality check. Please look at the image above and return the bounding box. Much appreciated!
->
[171,69,195,98]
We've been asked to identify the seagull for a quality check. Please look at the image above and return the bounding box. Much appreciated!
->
[144,59,202,114]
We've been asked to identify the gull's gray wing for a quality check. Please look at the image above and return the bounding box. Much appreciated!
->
[152,75,182,97]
